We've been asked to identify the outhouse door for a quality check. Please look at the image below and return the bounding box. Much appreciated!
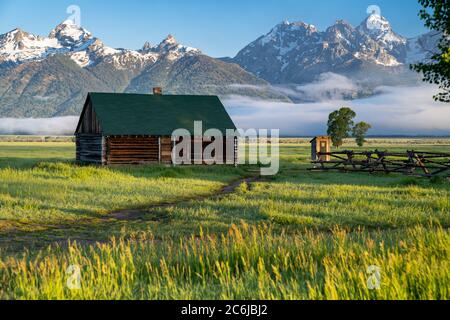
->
[320,141,327,161]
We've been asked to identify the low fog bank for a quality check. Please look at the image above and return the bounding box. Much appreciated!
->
[1,77,449,136]
[223,81,450,136]
[0,117,79,135]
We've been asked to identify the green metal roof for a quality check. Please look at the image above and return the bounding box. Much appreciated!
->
[86,92,237,136]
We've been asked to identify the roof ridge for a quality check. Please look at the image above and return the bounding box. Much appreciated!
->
[89,92,219,98]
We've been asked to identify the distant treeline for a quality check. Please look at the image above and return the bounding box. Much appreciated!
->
[1,135,450,146]
[0,136,75,142]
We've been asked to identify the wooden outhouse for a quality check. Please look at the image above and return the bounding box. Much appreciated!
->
[75,92,238,165]
[310,136,331,162]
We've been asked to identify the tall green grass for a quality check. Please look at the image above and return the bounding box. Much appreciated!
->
[0,140,449,299]
[0,223,448,300]
[0,143,246,226]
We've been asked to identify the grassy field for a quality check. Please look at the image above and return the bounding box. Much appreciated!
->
[0,139,449,299]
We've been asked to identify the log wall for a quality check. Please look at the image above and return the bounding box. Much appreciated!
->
[106,136,159,165]
[160,137,173,164]
[172,136,238,165]
[76,134,105,164]
[76,135,238,166]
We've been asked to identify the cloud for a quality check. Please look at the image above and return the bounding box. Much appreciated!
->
[227,84,272,91]
[228,73,360,102]
[0,117,79,135]
[293,73,358,101]
[223,84,450,136]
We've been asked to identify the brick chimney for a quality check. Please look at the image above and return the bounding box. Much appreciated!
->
[153,87,162,95]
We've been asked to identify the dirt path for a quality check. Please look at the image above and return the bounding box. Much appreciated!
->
[107,175,261,221]
[0,175,262,251]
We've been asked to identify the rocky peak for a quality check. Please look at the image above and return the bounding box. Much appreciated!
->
[357,14,406,61]
[0,20,202,68]
[48,20,92,48]
[148,34,201,60]
[276,20,317,35]
[357,14,406,45]
[333,20,354,28]
[360,14,391,34]
[325,20,356,42]
[11,28,28,41]
[282,21,317,32]
[155,35,179,52]
[140,41,152,53]
[0,28,28,44]
[163,34,177,44]
[258,20,320,49]
[0,27,62,65]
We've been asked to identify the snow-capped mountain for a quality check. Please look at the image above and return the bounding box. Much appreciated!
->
[48,20,93,49]
[357,14,407,60]
[230,21,316,83]
[0,28,62,65]
[231,14,435,85]
[0,15,438,118]
[0,20,286,118]
[0,20,200,70]
[0,20,95,66]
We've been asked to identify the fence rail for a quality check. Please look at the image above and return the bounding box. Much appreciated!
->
[310,150,450,177]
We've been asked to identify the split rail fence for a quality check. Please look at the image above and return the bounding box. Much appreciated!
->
[310,150,450,177]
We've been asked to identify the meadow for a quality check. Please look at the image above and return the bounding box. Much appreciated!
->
[0,139,449,299]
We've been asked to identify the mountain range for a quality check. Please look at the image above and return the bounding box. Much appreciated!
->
[229,15,438,87]
[0,14,438,117]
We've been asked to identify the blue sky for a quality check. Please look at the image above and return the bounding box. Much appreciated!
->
[0,0,429,57]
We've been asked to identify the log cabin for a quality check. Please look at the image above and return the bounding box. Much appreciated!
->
[75,90,238,165]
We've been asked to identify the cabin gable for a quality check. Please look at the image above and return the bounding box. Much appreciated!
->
[75,95,102,135]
